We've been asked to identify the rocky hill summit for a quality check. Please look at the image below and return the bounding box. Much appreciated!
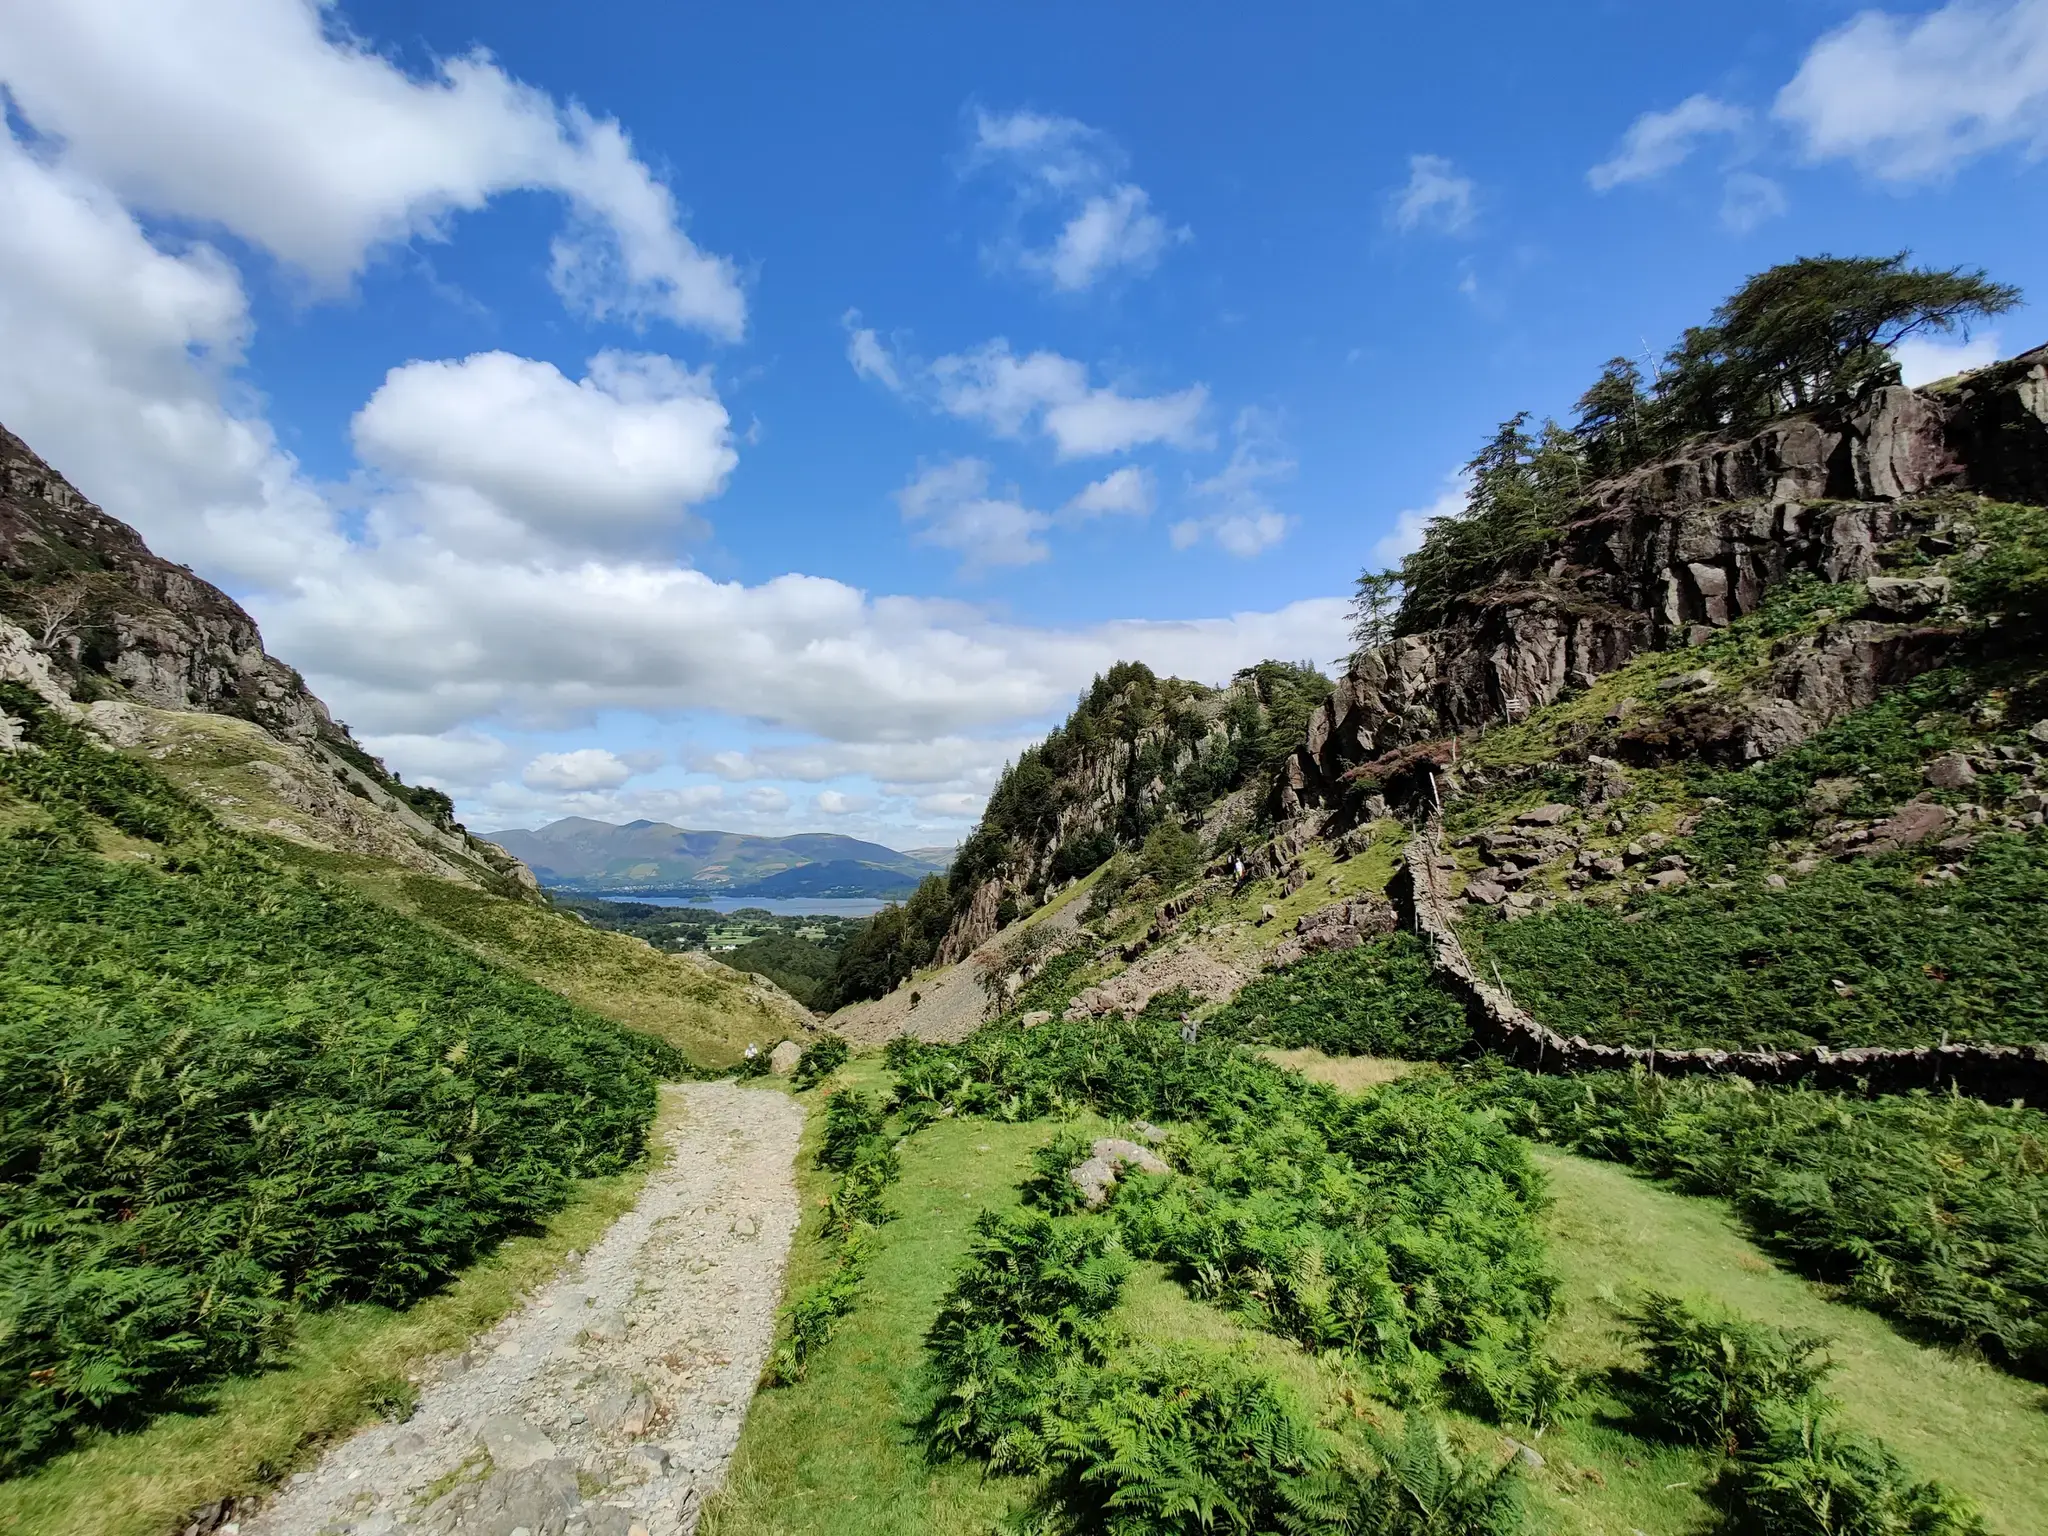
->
[1280,345,2048,818]
[0,424,535,894]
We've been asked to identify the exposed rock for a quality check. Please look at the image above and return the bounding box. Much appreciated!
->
[768,1040,802,1076]
[478,1413,558,1473]
[1065,946,1249,1021]
[1068,1138,1171,1209]
[1277,362,2046,812]
[1865,574,1952,618]
[1643,868,1690,890]
[1515,803,1573,826]
[1924,752,1977,789]
[1656,668,1718,694]
[1464,879,1509,906]
[1270,896,1397,965]
[1856,800,1954,855]
[2029,719,2048,747]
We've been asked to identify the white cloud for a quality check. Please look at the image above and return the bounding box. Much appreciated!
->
[842,310,904,391]
[351,350,736,555]
[917,791,985,818]
[1063,465,1154,521]
[360,728,514,786]
[1895,329,2004,385]
[896,457,1051,572]
[687,736,1037,789]
[1719,171,1788,233]
[969,107,1187,291]
[1588,95,1749,190]
[815,789,870,816]
[0,0,744,336]
[1024,185,1176,292]
[1389,154,1476,235]
[743,785,791,815]
[523,747,638,791]
[0,124,337,589]
[1776,0,2048,181]
[1373,477,1466,567]
[0,29,1352,849]
[1171,411,1294,558]
[930,340,1209,458]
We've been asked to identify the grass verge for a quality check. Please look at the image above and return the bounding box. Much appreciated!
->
[0,1093,677,1536]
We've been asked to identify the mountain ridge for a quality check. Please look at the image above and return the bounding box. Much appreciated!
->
[485,816,950,893]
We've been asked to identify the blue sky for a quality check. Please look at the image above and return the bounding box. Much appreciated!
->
[2,1,2044,846]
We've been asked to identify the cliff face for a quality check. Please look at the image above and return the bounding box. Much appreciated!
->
[0,423,538,895]
[1281,347,2048,816]
[933,664,1329,964]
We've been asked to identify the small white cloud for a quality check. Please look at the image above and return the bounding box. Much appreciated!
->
[359,728,513,787]
[968,106,1187,291]
[1719,171,1787,233]
[930,340,1208,459]
[1373,476,1467,567]
[1023,184,1179,292]
[896,457,1051,572]
[1588,95,1749,191]
[1776,0,2048,181]
[1173,410,1294,558]
[842,309,904,392]
[1390,154,1476,235]
[744,785,791,814]
[1895,330,2004,386]
[523,747,638,791]
[815,789,871,816]
[1063,465,1154,521]
[917,791,985,818]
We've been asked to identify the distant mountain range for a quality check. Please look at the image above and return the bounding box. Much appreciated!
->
[482,818,953,896]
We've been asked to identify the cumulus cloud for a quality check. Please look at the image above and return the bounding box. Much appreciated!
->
[969,107,1188,291]
[0,125,338,589]
[352,350,736,554]
[1389,154,1476,235]
[1588,95,1749,190]
[1895,330,2005,385]
[1063,466,1154,521]
[0,0,742,336]
[1170,412,1294,558]
[358,728,514,785]
[930,341,1209,458]
[815,789,871,816]
[896,457,1051,572]
[522,747,640,791]
[1776,0,2048,181]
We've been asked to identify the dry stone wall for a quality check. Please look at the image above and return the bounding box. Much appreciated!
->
[1391,818,2048,1104]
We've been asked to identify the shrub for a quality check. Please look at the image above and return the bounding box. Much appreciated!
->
[923,1208,1128,1467]
[817,1089,886,1172]
[1205,935,1471,1059]
[1467,1069,2048,1380]
[1731,1399,1988,1536]
[1625,1292,1835,1451]
[791,1033,850,1089]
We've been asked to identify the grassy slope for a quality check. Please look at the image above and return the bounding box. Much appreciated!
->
[709,1053,2047,1536]
[703,1055,1052,1535]
[121,706,803,1066]
[273,848,803,1068]
[1537,1148,2048,1536]
[0,1096,671,1536]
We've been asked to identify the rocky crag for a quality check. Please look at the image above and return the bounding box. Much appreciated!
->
[1280,346,2048,817]
[0,423,535,893]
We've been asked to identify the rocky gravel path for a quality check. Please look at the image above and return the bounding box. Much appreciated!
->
[243,1081,805,1536]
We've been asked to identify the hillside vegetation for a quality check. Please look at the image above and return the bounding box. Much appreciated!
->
[0,684,684,1471]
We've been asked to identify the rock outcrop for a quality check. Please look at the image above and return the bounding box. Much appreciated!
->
[1281,350,2048,816]
[0,422,538,896]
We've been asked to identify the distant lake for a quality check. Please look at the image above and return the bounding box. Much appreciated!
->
[590,894,890,918]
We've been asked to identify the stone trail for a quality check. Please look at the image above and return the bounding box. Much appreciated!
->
[242,1081,805,1536]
